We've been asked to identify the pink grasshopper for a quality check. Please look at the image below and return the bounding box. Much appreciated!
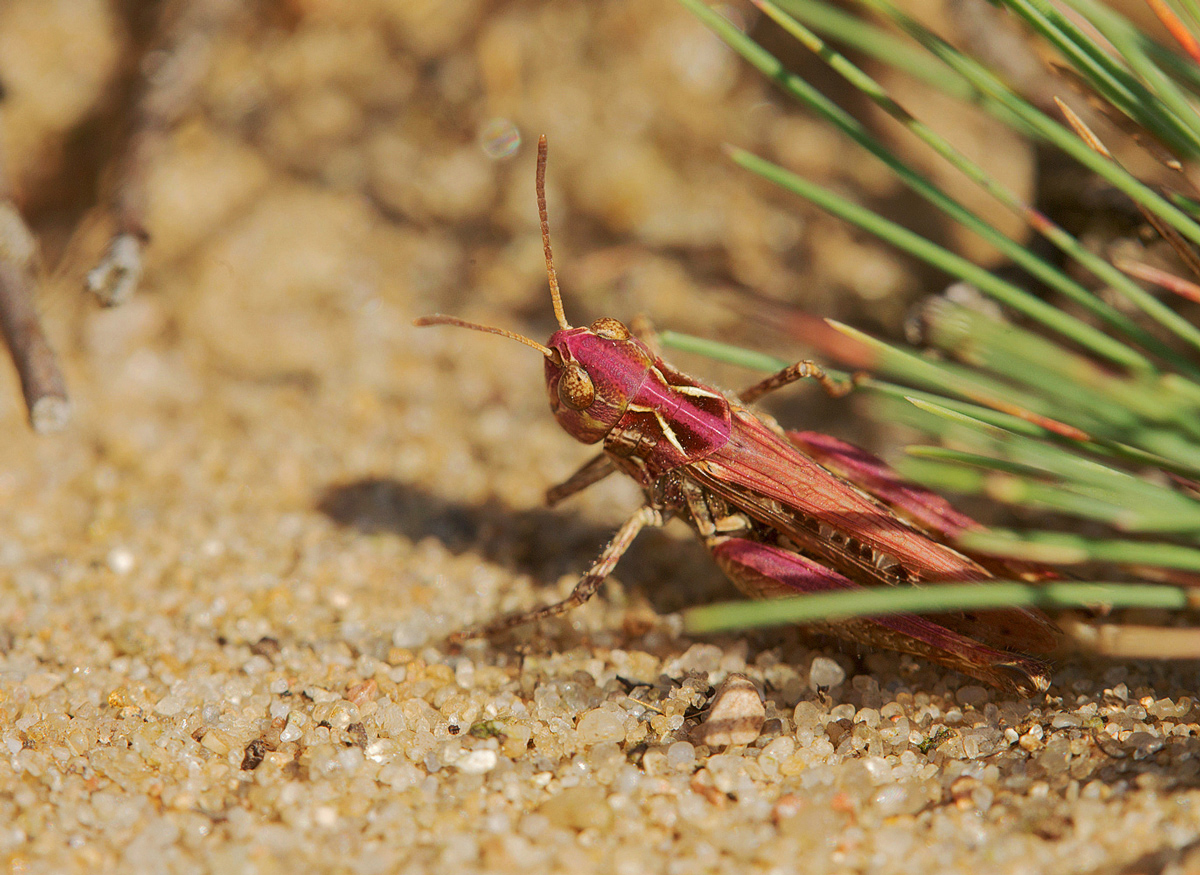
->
[417,136,1059,696]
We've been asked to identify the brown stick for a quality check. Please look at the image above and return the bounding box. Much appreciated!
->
[87,0,238,305]
[0,260,69,432]
[0,127,70,432]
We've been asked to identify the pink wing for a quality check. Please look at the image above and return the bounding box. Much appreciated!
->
[710,537,1050,695]
[691,409,1060,655]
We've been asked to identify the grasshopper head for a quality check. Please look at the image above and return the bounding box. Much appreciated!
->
[544,318,653,444]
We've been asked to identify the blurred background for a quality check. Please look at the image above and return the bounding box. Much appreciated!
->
[0,0,1045,416]
[0,0,1055,528]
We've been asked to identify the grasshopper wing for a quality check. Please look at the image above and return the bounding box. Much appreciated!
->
[691,409,1060,657]
[710,537,1051,695]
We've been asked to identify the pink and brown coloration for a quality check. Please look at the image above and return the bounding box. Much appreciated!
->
[416,136,1060,696]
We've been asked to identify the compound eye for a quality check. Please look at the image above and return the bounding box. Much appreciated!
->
[557,364,595,410]
[590,317,631,341]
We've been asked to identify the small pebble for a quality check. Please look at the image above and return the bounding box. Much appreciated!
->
[873,783,923,818]
[576,707,626,745]
[540,786,613,831]
[280,716,304,743]
[154,695,185,716]
[674,643,724,674]
[666,741,696,770]
[201,731,231,755]
[456,749,499,775]
[809,656,846,690]
[24,672,63,697]
[697,673,765,748]
[793,700,824,731]
[107,547,136,574]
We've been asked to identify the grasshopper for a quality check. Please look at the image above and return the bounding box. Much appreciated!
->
[417,136,1059,696]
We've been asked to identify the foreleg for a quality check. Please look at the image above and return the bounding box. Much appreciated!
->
[545,453,616,507]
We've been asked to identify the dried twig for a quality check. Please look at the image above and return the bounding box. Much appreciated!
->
[87,0,238,306]
[0,132,70,433]
[1057,97,1200,278]
[0,261,69,433]
[1113,255,1200,303]
[1061,615,1200,659]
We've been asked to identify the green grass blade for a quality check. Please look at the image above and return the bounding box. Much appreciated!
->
[917,298,1200,436]
[907,443,1200,532]
[754,0,1199,371]
[904,402,1182,494]
[683,580,1198,633]
[1004,0,1200,155]
[729,148,1154,371]
[681,0,1176,369]
[856,0,1200,251]
[830,322,1199,449]
[1057,0,1200,148]
[657,330,790,372]
[659,329,1200,478]
[960,529,1200,570]
[900,435,1192,514]
[771,0,968,92]
[772,0,1034,130]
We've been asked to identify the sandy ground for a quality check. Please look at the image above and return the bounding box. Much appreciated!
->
[2,1,1200,873]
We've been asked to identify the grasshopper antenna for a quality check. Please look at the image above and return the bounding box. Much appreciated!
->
[414,135,570,361]
[537,135,570,331]
[413,314,559,361]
